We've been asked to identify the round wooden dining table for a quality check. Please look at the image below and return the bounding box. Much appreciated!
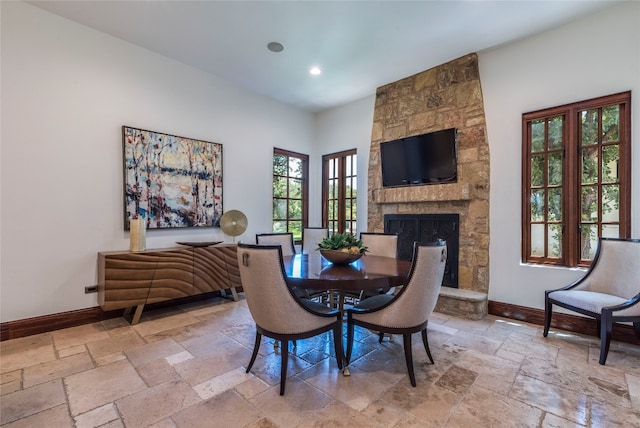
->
[283,252,411,293]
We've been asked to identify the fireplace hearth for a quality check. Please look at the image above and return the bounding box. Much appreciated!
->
[384,214,459,288]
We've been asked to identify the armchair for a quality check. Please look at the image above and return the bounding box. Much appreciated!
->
[237,243,344,395]
[543,237,640,364]
[346,240,446,387]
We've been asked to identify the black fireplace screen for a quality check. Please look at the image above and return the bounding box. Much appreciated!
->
[384,214,459,288]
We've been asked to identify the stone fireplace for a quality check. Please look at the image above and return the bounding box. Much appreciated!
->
[367,53,489,319]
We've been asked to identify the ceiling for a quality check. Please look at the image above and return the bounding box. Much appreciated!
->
[28,0,619,113]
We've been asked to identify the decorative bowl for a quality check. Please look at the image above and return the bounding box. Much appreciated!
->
[175,241,223,247]
[319,249,363,265]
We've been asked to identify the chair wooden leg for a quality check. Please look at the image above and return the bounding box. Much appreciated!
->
[634,321,640,340]
[280,340,288,395]
[378,332,384,343]
[332,323,344,370]
[421,328,434,364]
[543,299,552,337]
[599,311,612,365]
[346,321,355,364]
[402,333,416,387]
[246,332,261,373]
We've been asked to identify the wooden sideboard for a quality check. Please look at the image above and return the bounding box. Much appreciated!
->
[98,244,240,324]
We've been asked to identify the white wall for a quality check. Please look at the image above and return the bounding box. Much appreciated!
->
[313,95,375,235]
[0,1,315,322]
[479,1,640,309]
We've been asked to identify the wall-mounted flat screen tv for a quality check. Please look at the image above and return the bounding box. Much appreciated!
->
[380,128,457,187]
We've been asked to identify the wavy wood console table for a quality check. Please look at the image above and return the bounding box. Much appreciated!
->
[98,244,240,324]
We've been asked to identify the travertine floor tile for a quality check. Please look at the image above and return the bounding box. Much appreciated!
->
[591,397,640,428]
[509,374,588,425]
[86,331,145,360]
[124,338,186,367]
[74,403,119,428]
[23,352,93,388]
[0,379,66,425]
[115,380,201,427]
[172,389,262,428]
[1,403,72,428]
[51,323,110,349]
[0,341,56,373]
[132,311,200,337]
[64,359,146,416]
[448,384,543,427]
[0,370,22,395]
[250,378,333,427]
[301,357,390,412]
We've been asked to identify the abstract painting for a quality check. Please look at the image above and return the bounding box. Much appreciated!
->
[122,126,223,229]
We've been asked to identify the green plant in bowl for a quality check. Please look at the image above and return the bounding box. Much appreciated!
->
[317,232,368,254]
[317,233,368,264]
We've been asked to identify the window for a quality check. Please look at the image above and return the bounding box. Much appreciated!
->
[272,148,308,243]
[522,92,631,267]
[322,149,357,235]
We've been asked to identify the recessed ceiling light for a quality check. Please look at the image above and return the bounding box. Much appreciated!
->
[267,42,284,53]
[309,67,322,75]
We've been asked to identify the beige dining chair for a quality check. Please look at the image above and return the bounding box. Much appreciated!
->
[346,240,447,387]
[237,243,344,395]
[302,227,331,302]
[544,237,640,365]
[356,232,400,302]
[302,227,328,255]
[256,232,296,256]
[360,232,399,258]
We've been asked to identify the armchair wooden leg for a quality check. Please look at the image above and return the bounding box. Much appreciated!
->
[599,311,613,365]
[634,321,640,340]
[346,321,355,364]
[332,323,344,370]
[280,339,288,396]
[421,328,434,364]
[543,299,552,337]
[403,333,416,387]
[246,332,261,373]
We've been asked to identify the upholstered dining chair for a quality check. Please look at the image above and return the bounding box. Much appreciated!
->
[543,237,640,365]
[237,243,344,395]
[256,232,296,256]
[357,232,400,302]
[360,232,399,258]
[302,227,328,255]
[301,227,331,302]
[346,240,447,387]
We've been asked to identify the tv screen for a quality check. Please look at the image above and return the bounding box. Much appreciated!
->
[380,128,457,187]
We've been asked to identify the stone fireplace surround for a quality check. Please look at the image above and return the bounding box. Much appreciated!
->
[367,53,489,319]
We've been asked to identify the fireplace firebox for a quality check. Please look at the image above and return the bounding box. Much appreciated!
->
[384,214,459,288]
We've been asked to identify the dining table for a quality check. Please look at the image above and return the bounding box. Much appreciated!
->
[283,252,411,295]
[283,252,412,376]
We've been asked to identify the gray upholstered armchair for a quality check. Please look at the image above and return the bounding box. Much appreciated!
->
[237,243,343,395]
[346,240,446,387]
[543,237,640,365]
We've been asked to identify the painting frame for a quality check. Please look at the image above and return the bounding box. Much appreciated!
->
[122,126,223,230]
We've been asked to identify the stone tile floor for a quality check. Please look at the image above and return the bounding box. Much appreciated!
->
[1,296,639,427]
